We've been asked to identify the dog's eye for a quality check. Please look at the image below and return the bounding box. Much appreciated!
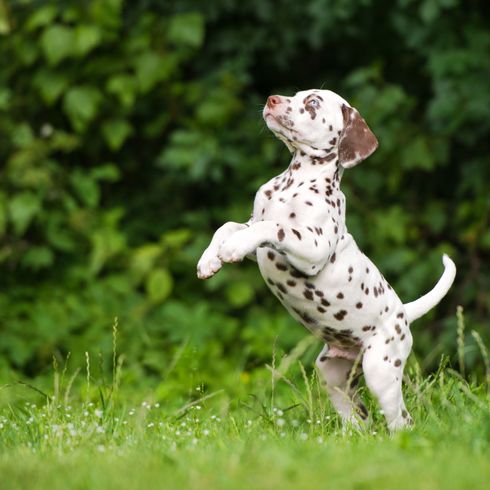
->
[308,98,320,108]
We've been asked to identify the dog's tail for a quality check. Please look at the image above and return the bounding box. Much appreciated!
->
[404,254,456,324]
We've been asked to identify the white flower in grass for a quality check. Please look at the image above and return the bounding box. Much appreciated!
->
[300,433,308,441]
[94,409,103,418]
[280,432,286,438]
[147,422,154,428]
[154,403,160,408]
[317,437,324,444]
[292,419,299,427]
[97,445,106,453]
[276,418,285,427]
[0,423,4,429]
[96,425,104,434]
[202,430,210,436]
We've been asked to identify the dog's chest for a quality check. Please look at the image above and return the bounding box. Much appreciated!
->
[253,172,336,222]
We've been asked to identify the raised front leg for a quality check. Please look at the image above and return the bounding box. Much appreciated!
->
[197,221,250,279]
[218,219,338,275]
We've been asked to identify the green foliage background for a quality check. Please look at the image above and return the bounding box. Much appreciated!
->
[0,0,488,394]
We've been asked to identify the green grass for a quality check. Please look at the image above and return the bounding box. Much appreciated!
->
[1,312,490,489]
[1,358,490,489]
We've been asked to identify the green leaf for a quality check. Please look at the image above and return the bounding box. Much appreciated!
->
[226,282,254,308]
[134,52,177,93]
[41,24,75,65]
[75,24,102,56]
[146,268,174,303]
[33,70,69,105]
[101,119,132,150]
[89,0,123,30]
[26,4,58,31]
[130,244,162,282]
[168,13,205,48]
[90,164,121,182]
[90,227,126,275]
[63,86,102,132]
[106,74,138,108]
[21,246,54,270]
[162,229,192,248]
[70,170,100,208]
[8,192,41,235]
[11,123,34,149]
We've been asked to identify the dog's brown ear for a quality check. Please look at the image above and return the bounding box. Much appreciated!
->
[339,104,378,168]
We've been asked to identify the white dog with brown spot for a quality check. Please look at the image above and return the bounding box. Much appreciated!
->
[197,89,456,432]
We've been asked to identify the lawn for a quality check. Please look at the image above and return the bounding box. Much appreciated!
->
[1,336,489,490]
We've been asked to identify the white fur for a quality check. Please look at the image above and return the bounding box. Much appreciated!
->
[197,89,456,431]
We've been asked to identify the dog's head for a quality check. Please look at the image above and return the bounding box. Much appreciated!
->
[263,89,378,168]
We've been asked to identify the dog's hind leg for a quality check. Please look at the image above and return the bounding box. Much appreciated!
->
[316,346,368,427]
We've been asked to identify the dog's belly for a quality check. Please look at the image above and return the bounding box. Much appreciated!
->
[256,238,402,356]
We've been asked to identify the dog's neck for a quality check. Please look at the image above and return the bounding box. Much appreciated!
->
[287,150,343,185]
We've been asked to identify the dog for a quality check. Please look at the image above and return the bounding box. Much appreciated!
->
[197,89,456,431]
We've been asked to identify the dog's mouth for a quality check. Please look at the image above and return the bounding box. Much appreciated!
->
[264,112,297,132]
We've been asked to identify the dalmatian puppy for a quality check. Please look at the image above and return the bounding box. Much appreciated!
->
[197,89,456,432]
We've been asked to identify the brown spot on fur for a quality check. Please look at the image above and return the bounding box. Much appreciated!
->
[334,310,347,321]
[292,229,302,240]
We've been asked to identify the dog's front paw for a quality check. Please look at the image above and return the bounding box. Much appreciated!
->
[218,232,254,264]
[197,252,223,279]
